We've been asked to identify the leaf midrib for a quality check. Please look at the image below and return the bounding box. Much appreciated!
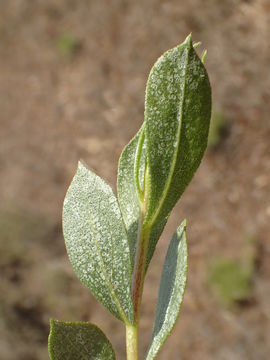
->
[146,45,191,230]
[86,180,131,324]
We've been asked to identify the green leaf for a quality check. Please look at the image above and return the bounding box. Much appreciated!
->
[117,126,146,270]
[144,34,211,266]
[48,319,115,360]
[63,161,134,324]
[146,220,188,360]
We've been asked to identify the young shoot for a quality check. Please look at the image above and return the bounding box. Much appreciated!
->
[48,34,211,360]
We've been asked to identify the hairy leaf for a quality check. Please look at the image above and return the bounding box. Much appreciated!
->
[63,161,134,324]
[48,319,115,360]
[117,129,142,266]
[144,34,211,266]
[146,220,188,360]
[117,126,146,270]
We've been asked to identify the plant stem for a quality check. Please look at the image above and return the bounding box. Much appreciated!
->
[132,229,149,322]
[126,160,150,359]
[126,324,138,360]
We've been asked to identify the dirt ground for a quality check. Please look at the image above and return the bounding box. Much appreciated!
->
[0,1,270,359]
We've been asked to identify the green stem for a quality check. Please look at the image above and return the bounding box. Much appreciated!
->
[127,226,149,360]
[126,324,138,360]
[126,151,150,359]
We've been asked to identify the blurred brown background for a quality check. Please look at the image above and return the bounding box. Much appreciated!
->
[0,1,270,359]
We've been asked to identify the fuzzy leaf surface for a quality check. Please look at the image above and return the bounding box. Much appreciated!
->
[144,34,211,266]
[146,220,188,360]
[117,126,146,270]
[48,319,115,360]
[63,161,134,324]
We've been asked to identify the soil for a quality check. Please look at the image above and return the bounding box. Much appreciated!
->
[0,1,269,359]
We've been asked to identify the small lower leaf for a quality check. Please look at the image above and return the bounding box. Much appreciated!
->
[48,319,115,360]
[146,220,188,360]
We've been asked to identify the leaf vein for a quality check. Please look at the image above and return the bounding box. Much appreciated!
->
[146,45,190,230]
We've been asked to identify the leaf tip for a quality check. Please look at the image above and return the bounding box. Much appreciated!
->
[179,218,187,232]
[184,33,193,48]
[193,41,202,49]
[77,159,87,171]
[49,318,56,338]
[201,49,207,64]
